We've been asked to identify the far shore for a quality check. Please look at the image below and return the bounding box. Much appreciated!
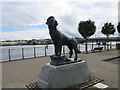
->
[1,43,53,46]
[1,42,117,47]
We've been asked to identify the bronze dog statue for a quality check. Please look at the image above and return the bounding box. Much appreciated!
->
[46,16,81,60]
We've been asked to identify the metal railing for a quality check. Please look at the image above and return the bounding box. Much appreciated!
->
[1,43,117,62]
[2,45,70,62]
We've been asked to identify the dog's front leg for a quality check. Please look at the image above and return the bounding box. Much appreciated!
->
[54,44,59,56]
[54,43,62,56]
[57,44,62,56]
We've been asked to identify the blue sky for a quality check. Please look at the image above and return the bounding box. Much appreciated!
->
[0,0,119,40]
[1,24,47,32]
[1,26,23,32]
[27,24,47,29]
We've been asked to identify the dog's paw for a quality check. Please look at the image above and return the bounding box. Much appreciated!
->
[74,58,77,61]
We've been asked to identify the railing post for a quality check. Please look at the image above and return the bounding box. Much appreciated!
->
[8,49,11,61]
[45,47,47,56]
[34,47,36,58]
[78,43,80,51]
[98,42,100,47]
[63,46,65,54]
[92,43,93,50]
[116,41,117,45]
[107,42,109,51]
[22,48,24,59]
[110,42,112,49]
[104,43,106,49]
[116,42,118,50]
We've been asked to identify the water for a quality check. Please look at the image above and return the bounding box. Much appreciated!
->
[1,43,116,62]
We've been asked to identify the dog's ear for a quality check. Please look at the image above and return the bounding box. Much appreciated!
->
[46,16,54,25]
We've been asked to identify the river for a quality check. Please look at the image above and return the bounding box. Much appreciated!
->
[1,43,116,62]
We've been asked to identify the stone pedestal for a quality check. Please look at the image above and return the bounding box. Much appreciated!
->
[37,60,91,88]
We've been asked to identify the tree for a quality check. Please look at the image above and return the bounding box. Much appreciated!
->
[101,22,116,50]
[78,19,96,53]
[101,22,115,38]
[117,22,120,33]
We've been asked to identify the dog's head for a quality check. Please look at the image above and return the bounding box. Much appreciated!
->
[46,16,58,26]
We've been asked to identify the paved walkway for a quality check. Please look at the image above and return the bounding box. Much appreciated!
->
[1,50,119,88]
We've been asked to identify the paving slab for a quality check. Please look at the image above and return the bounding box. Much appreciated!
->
[1,50,119,89]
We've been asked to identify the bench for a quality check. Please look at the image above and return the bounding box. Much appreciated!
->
[91,47,103,52]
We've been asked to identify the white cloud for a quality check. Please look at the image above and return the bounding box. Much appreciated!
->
[1,0,119,40]
[1,2,51,28]
[2,29,50,40]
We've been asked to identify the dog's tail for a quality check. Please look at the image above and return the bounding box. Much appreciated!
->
[77,50,81,54]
